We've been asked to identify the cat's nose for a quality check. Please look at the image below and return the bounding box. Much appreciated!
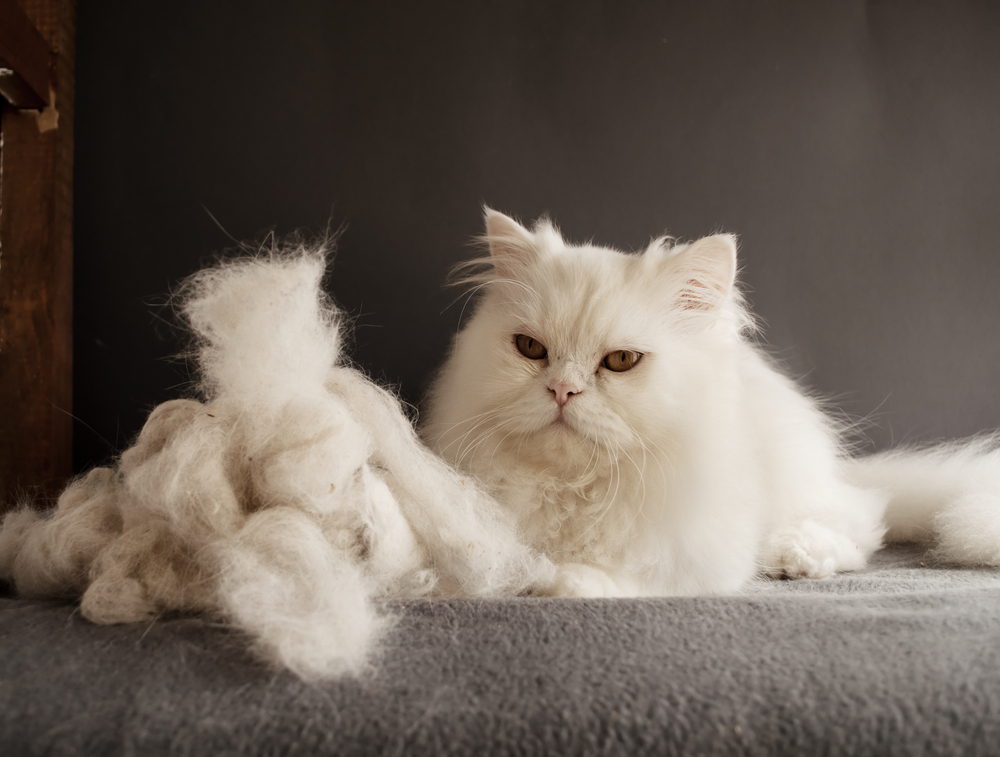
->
[548,381,582,408]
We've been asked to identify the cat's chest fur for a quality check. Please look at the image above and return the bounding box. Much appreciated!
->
[484,433,645,565]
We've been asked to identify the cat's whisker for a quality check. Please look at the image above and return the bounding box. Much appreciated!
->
[579,435,603,483]
[618,418,672,516]
[616,441,647,512]
[593,449,623,528]
[576,433,624,538]
[437,408,506,459]
[447,407,511,448]
[451,269,542,305]
[513,424,536,467]
[453,287,486,329]
[448,277,543,330]
[485,420,532,473]
[458,416,528,477]
[436,405,506,434]
[623,421,673,489]
[616,435,656,529]
[444,425,497,469]
[607,435,651,530]
[443,411,508,468]
[456,407,537,473]
[456,416,516,470]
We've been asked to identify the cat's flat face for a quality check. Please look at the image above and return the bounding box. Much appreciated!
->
[431,210,745,470]
[482,243,667,452]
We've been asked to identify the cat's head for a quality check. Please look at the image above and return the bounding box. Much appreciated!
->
[430,208,751,467]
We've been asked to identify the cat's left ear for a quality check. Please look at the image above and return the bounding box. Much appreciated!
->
[482,207,538,279]
[655,234,738,313]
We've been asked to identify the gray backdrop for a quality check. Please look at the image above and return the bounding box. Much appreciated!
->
[73,0,1000,473]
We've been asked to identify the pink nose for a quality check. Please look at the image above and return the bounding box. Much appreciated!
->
[549,381,581,408]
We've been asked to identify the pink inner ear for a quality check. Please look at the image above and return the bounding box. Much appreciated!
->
[679,278,723,311]
[670,234,737,313]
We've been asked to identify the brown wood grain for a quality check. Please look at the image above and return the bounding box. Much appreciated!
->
[0,0,74,511]
[0,0,51,108]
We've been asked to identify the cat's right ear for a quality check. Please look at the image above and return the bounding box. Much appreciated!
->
[482,208,537,279]
[648,233,738,319]
[671,234,738,313]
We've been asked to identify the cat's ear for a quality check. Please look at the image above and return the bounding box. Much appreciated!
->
[658,234,738,314]
[482,207,538,278]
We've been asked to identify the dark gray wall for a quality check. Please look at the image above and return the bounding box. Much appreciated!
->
[74,1,1000,471]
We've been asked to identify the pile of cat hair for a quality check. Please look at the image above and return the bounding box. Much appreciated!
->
[0,244,551,679]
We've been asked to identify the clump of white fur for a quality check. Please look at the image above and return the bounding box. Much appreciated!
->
[422,208,1000,598]
[0,242,551,679]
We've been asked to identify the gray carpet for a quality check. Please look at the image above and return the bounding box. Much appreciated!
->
[2,545,999,756]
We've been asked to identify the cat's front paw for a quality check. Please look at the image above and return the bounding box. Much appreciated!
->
[535,562,623,598]
[771,544,837,579]
[762,520,865,579]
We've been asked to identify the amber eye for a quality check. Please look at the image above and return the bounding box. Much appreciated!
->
[515,334,548,360]
[603,350,642,372]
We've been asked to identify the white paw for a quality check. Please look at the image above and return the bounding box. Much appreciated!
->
[774,544,838,579]
[763,520,864,580]
[536,563,622,597]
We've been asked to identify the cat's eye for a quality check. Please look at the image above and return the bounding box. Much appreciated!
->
[515,334,547,360]
[603,350,642,372]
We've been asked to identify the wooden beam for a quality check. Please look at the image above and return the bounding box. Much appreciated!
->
[0,0,74,510]
[0,0,51,108]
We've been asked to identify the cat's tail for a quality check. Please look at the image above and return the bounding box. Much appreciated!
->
[846,435,1000,566]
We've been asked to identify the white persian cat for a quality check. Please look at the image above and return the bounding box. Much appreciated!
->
[422,209,1000,597]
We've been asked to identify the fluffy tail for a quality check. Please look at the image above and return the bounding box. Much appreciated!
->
[848,435,1000,566]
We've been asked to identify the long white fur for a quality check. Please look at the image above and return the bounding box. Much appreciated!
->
[849,438,1000,564]
[422,208,1000,597]
[0,242,550,679]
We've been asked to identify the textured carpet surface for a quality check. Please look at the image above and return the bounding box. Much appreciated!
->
[2,545,999,756]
